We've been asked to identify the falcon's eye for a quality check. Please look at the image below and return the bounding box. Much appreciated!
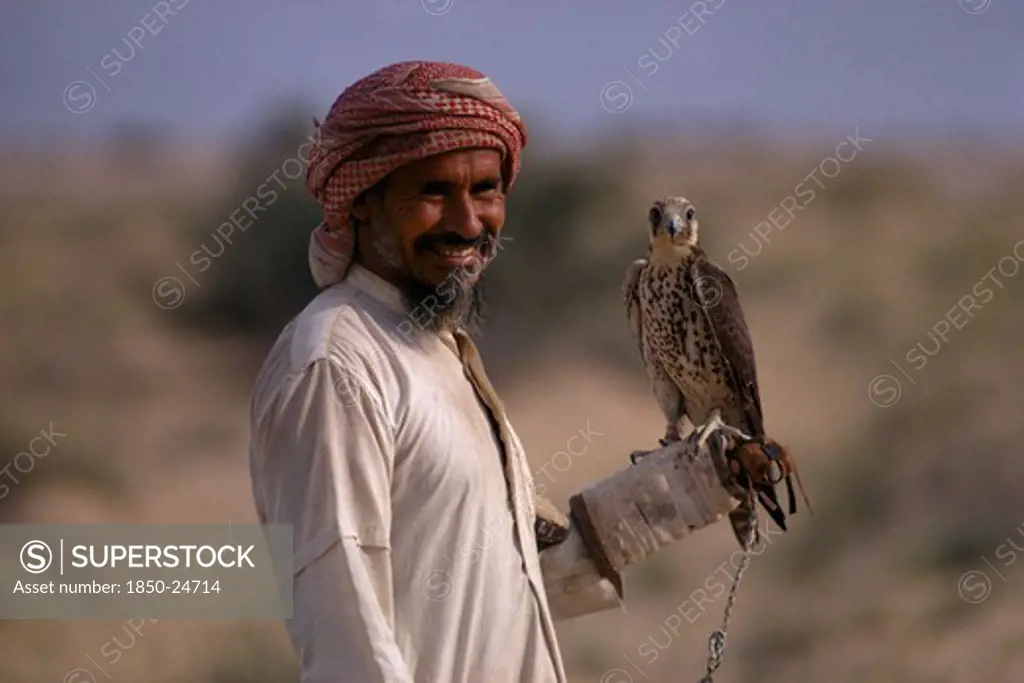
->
[649,206,662,227]
[685,207,695,221]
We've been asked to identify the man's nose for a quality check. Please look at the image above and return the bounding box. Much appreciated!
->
[446,195,485,240]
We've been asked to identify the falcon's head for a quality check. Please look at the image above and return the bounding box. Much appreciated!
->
[648,196,698,252]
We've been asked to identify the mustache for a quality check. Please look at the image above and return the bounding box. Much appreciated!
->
[414,231,498,255]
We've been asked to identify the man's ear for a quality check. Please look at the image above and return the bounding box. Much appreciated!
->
[351,179,387,223]
[350,192,371,223]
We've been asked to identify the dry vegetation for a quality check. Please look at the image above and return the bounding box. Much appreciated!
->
[1,118,1022,682]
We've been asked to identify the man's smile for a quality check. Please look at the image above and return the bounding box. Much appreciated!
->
[428,243,481,268]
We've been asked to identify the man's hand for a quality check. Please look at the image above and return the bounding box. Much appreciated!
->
[533,496,570,551]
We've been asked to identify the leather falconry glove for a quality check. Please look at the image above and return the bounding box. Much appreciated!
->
[532,428,741,607]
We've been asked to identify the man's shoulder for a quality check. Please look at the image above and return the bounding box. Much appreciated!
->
[249,278,405,401]
[250,280,408,424]
[281,281,405,371]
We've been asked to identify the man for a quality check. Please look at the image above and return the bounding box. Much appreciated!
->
[248,60,738,683]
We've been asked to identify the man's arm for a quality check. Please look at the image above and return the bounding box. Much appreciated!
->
[250,356,414,683]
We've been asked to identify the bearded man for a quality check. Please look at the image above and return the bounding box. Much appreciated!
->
[248,60,739,683]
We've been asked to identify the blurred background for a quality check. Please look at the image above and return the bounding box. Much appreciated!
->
[2,1,1023,681]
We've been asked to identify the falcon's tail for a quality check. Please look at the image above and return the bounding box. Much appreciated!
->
[756,481,788,531]
[786,462,815,520]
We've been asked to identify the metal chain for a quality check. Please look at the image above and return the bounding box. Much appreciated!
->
[699,495,758,683]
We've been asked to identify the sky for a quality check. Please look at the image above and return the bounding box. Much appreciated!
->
[1,0,1021,144]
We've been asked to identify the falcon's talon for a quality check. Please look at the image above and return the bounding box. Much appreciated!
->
[628,449,653,465]
[694,410,740,450]
[659,422,683,449]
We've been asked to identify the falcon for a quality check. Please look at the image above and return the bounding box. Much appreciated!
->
[622,196,810,547]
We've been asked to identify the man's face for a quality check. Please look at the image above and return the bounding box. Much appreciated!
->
[352,148,507,331]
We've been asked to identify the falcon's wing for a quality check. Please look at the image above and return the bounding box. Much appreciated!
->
[689,251,765,437]
[690,252,810,533]
[623,258,648,359]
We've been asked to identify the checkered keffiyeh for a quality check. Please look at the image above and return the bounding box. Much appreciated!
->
[305,61,528,289]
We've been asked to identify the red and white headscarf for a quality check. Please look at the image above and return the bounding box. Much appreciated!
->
[305,61,528,289]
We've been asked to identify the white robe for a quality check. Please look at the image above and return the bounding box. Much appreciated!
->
[248,264,621,683]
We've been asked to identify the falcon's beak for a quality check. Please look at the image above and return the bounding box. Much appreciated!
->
[667,215,683,237]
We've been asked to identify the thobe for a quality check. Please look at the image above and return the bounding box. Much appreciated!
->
[249,263,622,683]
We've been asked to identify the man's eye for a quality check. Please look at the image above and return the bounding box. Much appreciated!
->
[420,182,450,196]
[473,181,501,195]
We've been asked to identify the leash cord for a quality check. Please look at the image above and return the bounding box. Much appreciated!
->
[699,491,758,682]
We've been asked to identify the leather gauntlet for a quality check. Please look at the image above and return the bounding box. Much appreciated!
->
[567,433,739,592]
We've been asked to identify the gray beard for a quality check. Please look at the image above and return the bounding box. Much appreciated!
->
[400,271,487,336]
[367,221,487,336]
